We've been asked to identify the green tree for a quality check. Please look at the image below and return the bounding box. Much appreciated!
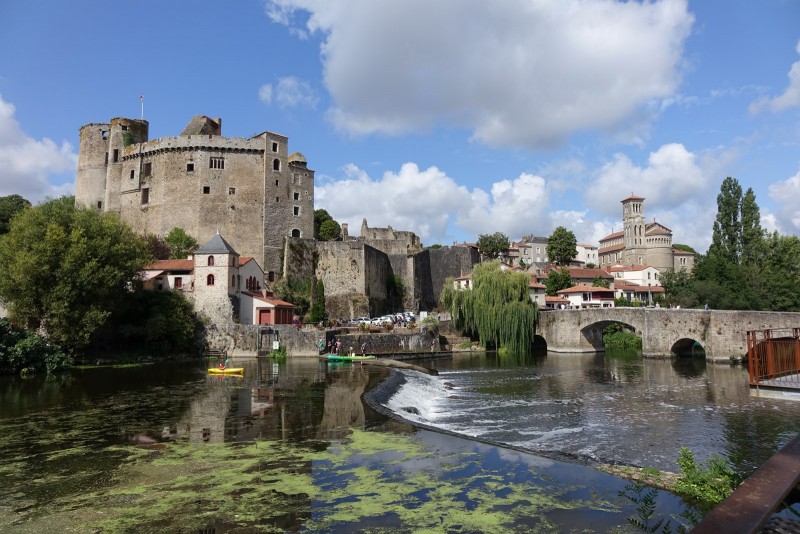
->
[476,232,509,259]
[164,227,199,259]
[740,187,765,266]
[0,194,31,234]
[660,268,699,308]
[441,261,538,354]
[308,278,326,323]
[709,177,743,265]
[318,218,341,241]
[0,196,150,354]
[592,276,610,288]
[544,267,572,296]
[546,226,577,266]
[314,209,341,240]
[142,233,171,260]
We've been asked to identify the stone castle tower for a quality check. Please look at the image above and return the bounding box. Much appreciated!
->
[75,115,314,280]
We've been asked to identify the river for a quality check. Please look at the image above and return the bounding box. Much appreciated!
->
[1,351,797,532]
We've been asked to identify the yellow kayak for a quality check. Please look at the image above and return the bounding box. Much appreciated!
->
[208,367,244,375]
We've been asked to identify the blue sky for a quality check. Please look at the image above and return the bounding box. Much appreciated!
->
[1,0,799,253]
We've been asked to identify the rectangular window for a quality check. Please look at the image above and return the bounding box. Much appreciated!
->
[275,197,279,203]
[275,180,279,186]
[268,271,275,282]
[293,206,300,216]
[121,125,128,131]
[228,187,236,195]
[272,142,278,152]
[141,188,149,205]
[102,130,109,140]
[203,186,210,194]
[143,162,152,176]
[175,277,182,289]
[209,157,225,169]
[113,149,119,163]
[97,201,102,209]
[105,152,109,165]
[186,162,194,172]
[293,192,299,200]
[130,169,135,179]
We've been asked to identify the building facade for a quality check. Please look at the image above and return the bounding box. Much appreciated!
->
[598,195,694,272]
[75,115,314,279]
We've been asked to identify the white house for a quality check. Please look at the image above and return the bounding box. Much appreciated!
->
[556,284,615,308]
[606,264,661,287]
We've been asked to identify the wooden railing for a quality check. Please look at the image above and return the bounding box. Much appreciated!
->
[747,328,800,388]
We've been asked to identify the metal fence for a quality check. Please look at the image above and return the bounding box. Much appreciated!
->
[747,328,800,389]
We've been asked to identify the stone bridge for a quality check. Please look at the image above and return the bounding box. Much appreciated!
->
[536,308,800,363]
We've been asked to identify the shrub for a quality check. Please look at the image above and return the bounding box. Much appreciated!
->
[674,447,740,511]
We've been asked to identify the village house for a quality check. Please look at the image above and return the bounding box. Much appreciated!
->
[556,285,616,308]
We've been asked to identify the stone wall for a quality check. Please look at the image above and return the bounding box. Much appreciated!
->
[414,246,480,311]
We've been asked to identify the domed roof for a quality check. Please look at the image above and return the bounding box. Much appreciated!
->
[288,152,307,164]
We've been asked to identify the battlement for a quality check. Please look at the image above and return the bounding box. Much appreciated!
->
[122,135,268,159]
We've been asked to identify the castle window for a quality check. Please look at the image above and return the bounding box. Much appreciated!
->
[105,153,109,165]
[268,271,275,282]
[228,187,236,195]
[121,125,128,131]
[186,162,194,172]
[275,180,279,186]
[232,275,236,286]
[293,192,299,200]
[207,274,215,286]
[272,142,278,152]
[273,158,280,171]
[97,201,102,209]
[291,229,300,238]
[293,206,300,216]
[130,169,135,179]
[203,186,210,194]
[102,130,108,140]
[141,188,149,205]
[175,277,182,289]
[208,256,215,266]
[210,157,225,170]
[275,197,279,203]
[143,162,152,176]
[113,149,119,163]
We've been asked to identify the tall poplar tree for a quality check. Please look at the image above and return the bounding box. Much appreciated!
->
[709,177,743,265]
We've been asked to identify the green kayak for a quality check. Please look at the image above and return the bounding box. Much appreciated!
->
[323,353,376,362]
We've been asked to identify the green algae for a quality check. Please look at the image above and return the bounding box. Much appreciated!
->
[1,428,626,533]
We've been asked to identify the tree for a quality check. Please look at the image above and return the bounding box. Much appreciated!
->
[318,219,341,241]
[476,232,509,259]
[441,261,538,354]
[314,209,341,240]
[0,194,31,235]
[546,226,577,266]
[709,177,743,265]
[165,227,199,259]
[544,267,572,296]
[592,276,610,288]
[142,233,171,260]
[740,187,765,266]
[308,278,326,323]
[0,196,150,354]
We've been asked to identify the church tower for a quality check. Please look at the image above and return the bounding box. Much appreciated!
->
[622,195,646,266]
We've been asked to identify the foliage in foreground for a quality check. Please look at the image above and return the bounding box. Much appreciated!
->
[0,318,72,375]
[441,261,538,354]
[674,447,740,511]
[0,196,150,355]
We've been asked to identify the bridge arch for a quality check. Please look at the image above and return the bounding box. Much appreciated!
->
[579,320,638,352]
[670,338,706,358]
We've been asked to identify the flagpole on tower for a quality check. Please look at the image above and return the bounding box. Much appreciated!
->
[140,95,144,119]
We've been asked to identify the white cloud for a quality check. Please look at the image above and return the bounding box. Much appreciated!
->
[0,94,77,201]
[750,39,800,113]
[768,170,800,233]
[265,0,694,148]
[259,77,318,109]
[585,143,712,218]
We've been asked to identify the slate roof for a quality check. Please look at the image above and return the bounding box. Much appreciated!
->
[196,233,238,255]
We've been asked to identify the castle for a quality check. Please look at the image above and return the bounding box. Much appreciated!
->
[598,195,694,272]
[75,115,314,279]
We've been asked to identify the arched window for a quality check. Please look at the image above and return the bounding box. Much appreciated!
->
[273,158,280,171]
[208,255,215,266]
[291,229,301,238]
[207,274,215,286]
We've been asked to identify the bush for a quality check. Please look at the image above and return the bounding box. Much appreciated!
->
[0,318,71,375]
[269,345,287,361]
[674,447,740,511]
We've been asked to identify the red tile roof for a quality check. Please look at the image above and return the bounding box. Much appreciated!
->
[557,284,616,294]
[599,231,624,242]
[568,267,614,279]
[145,259,194,271]
[599,244,625,254]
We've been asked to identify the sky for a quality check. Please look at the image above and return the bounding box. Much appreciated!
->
[1,0,799,253]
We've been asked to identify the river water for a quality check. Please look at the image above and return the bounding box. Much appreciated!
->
[1,351,798,532]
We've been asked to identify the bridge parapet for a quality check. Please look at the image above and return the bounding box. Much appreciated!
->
[537,308,800,362]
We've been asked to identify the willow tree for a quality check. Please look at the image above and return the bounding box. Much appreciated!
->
[441,261,538,354]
